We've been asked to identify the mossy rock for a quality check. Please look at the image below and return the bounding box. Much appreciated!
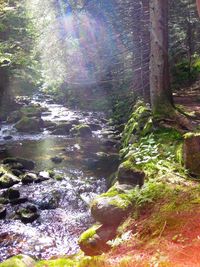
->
[0,255,35,267]
[20,105,43,117]
[0,173,20,188]
[79,224,116,256]
[15,116,43,133]
[117,160,145,187]
[17,204,39,223]
[70,124,92,137]
[22,173,38,184]
[91,194,132,226]
[51,123,73,135]
[3,158,35,170]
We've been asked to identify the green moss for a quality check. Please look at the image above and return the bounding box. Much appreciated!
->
[0,255,35,267]
[79,225,99,244]
[108,196,132,210]
[35,258,74,267]
[184,132,200,139]
[20,105,42,117]
[121,100,152,148]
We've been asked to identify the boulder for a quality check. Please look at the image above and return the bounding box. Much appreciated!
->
[79,224,116,256]
[91,195,132,226]
[17,158,35,170]
[3,157,35,170]
[0,173,20,188]
[3,188,20,200]
[15,116,44,133]
[184,133,200,176]
[51,123,72,135]
[0,254,36,267]
[71,124,92,137]
[20,105,43,118]
[0,205,6,219]
[117,161,145,187]
[17,204,39,224]
[22,173,38,184]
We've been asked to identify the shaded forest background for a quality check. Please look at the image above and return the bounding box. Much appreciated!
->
[0,0,200,121]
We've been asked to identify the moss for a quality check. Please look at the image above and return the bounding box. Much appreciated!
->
[184,132,200,139]
[35,258,74,267]
[79,225,99,245]
[71,124,92,137]
[0,255,35,267]
[108,196,132,210]
[121,101,152,148]
[20,105,42,117]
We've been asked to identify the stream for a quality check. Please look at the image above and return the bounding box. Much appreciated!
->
[0,94,120,261]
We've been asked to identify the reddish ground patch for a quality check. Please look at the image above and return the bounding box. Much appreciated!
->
[106,208,200,266]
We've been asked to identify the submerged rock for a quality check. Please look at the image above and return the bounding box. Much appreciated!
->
[0,254,36,267]
[51,156,63,164]
[3,157,35,170]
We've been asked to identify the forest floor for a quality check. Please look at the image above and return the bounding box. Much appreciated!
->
[99,83,200,267]
[174,80,200,122]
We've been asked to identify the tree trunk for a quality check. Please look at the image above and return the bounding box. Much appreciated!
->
[197,0,200,16]
[150,0,173,115]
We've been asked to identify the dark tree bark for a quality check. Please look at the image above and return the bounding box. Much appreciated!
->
[150,0,173,115]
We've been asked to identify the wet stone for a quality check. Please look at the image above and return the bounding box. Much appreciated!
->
[17,204,39,224]
[3,188,20,200]
[0,205,6,219]
[10,197,28,205]
[11,169,23,177]
[51,156,63,164]
[22,173,38,184]
[0,173,20,188]
[3,136,13,141]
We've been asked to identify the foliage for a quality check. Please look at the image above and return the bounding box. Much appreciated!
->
[0,0,41,98]
[171,57,200,89]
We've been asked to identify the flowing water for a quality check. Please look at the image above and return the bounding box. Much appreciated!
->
[0,95,119,261]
